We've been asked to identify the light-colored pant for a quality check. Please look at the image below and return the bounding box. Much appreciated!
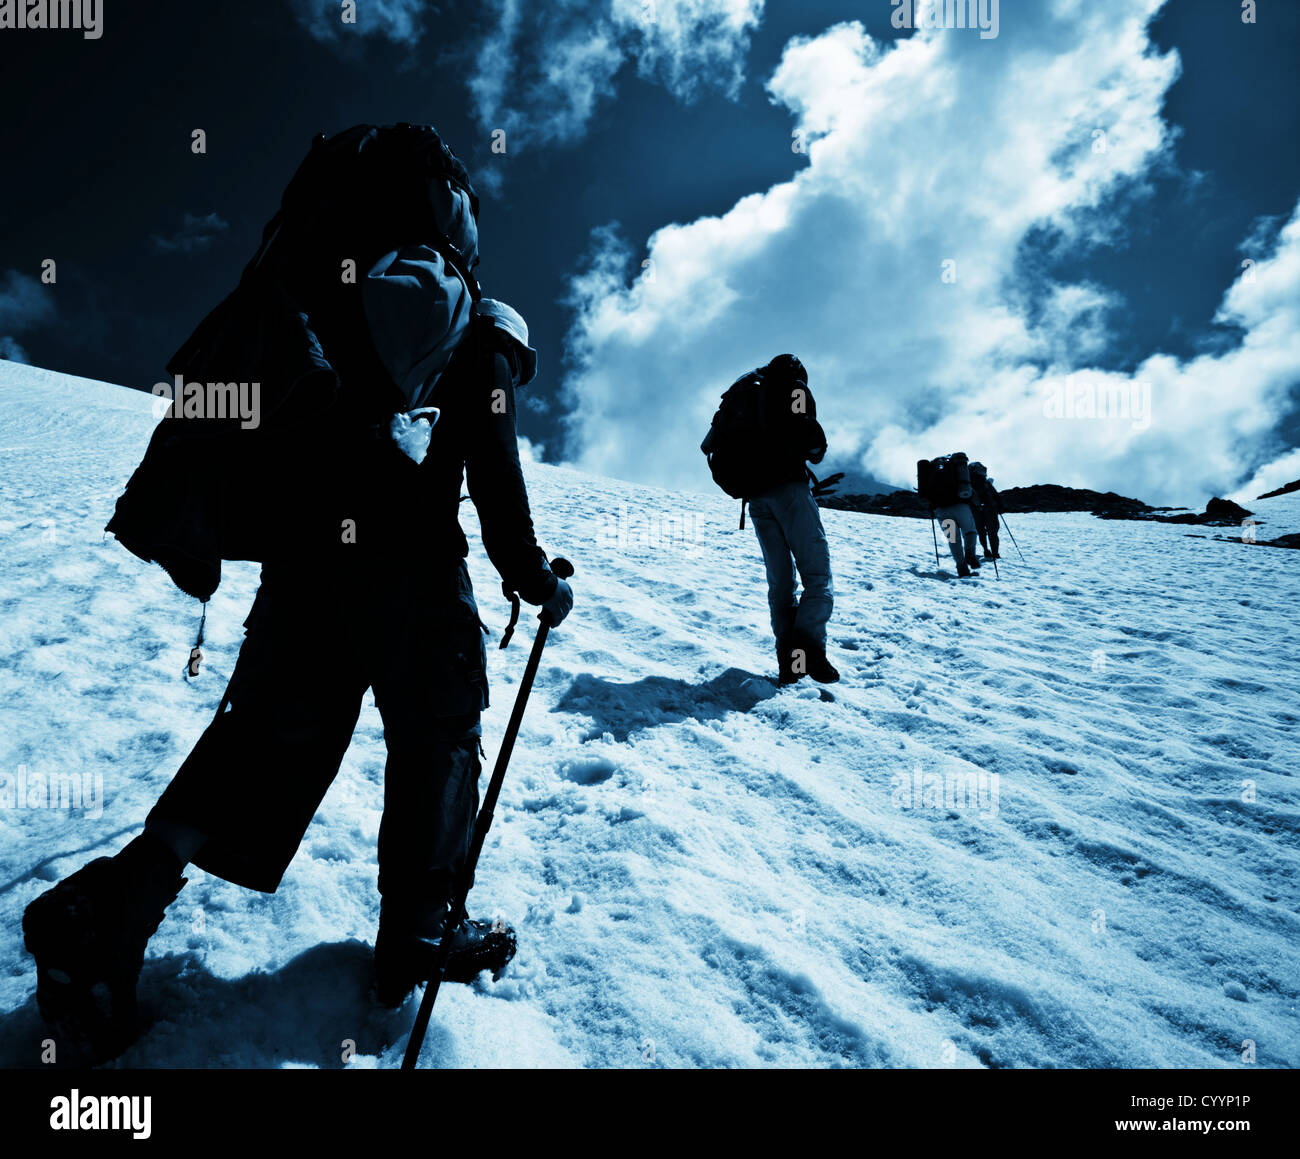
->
[749,480,834,646]
[933,503,978,567]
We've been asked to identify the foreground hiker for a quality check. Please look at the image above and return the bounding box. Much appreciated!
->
[918,451,981,576]
[23,124,573,1063]
[970,461,1001,560]
[701,354,838,685]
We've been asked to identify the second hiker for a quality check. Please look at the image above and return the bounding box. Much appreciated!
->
[702,354,838,685]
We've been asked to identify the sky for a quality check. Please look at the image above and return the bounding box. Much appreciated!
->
[1,0,1298,505]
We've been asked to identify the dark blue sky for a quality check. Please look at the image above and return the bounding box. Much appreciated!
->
[1,0,1297,461]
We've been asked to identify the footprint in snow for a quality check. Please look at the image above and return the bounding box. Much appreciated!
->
[559,756,617,785]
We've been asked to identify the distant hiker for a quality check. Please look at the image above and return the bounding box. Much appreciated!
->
[969,461,1001,560]
[917,451,981,576]
[23,123,573,1062]
[702,354,838,685]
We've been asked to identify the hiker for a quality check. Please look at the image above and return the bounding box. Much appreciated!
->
[970,461,1001,560]
[918,451,982,576]
[701,354,838,685]
[23,124,573,1062]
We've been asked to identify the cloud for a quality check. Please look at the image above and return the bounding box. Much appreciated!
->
[1231,447,1300,504]
[151,212,230,255]
[290,0,426,43]
[560,4,1300,507]
[516,435,546,464]
[470,0,764,147]
[0,269,56,364]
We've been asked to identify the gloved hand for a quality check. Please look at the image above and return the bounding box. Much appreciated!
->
[810,471,845,498]
[541,577,573,627]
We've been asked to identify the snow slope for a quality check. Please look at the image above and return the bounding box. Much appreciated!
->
[1,360,1297,1069]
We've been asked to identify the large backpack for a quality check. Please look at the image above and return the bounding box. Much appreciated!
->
[170,122,481,416]
[701,357,809,501]
[700,371,770,500]
[916,452,973,507]
[105,124,482,603]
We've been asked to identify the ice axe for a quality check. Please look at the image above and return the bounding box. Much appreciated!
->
[401,556,575,1070]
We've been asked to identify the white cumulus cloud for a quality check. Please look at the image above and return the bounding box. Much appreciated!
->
[470,0,764,147]
[560,3,1300,506]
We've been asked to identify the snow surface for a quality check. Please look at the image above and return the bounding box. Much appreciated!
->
[1,360,1297,1069]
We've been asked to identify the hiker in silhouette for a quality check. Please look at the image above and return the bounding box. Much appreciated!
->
[920,451,982,576]
[23,124,573,1064]
[970,461,1001,560]
[702,354,838,685]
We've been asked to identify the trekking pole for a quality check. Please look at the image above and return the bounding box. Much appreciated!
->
[999,513,1026,564]
[929,516,942,569]
[401,557,575,1070]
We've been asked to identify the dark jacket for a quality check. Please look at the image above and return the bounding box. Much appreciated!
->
[970,476,1000,522]
[758,374,827,490]
[373,318,557,604]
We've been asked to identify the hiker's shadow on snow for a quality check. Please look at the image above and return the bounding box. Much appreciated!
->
[0,940,431,1069]
[554,667,778,742]
[908,564,956,581]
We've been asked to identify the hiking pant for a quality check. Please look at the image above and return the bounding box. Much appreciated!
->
[749,480,834,647]
[147,554,488,897]
[933,504,979,568]
[976,510,1000,557]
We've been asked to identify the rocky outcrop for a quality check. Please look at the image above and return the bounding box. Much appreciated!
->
[819,485,1252,526]
[1256,478,1300,500]
[818,490,931,519]
[1113,496,1253,526]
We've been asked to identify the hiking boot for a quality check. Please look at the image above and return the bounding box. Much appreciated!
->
[795,637,840,684]
[374,898,517,1008]
[957,563,973,577]
[22,834,185,1065]
[966,555,981,569]
[776,638,803,686]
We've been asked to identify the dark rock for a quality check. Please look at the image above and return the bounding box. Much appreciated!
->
[1256,478,1300,500]
[1201,497,1252,524]
[1258,533,1300,550]
[1000,484,1152,516]
[819,484,1256,527]
[818,490,931,519]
